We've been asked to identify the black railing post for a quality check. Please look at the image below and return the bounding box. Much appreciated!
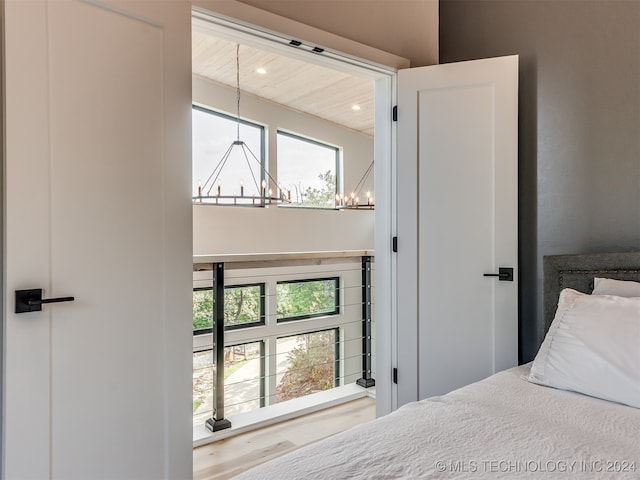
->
[357,256,375,388]
[206,262,232,432]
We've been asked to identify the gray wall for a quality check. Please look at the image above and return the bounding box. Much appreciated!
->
[440,0,640,362]
[1,1,4,471]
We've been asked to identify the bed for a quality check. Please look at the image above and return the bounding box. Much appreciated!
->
[234,252,640,479]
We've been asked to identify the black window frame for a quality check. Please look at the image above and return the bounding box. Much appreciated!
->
[192,104,267,191]
[223,340,266,409]
[192,338,266,419]
[276,276,340,323]
[276,130,341,210]
[192,283,266,336]
[276,327,341,390]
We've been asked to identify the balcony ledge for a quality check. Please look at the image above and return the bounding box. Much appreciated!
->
[193,383,375,447]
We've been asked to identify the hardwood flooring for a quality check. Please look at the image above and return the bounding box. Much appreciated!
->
[193,397,376,480]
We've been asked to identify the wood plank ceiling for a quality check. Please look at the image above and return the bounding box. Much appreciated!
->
[192,32,375,136]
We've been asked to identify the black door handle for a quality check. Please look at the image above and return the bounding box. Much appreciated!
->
[15,289,75,314]
[483,267,514,282]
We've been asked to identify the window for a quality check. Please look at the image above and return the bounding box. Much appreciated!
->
[192,340,264,424]
[193,288,214,332]
[277,277,339,322]
[192,264,358,422]
[193,284,265,334]
[192,282,265,425]
[224,341,264,416]
[192,348,213,425]
[223,284,265,330]
[277,131,339,209]
[192,106,265,198]
[276,329,339,402]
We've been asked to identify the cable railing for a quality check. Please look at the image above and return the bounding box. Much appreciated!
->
[192,251,375,431]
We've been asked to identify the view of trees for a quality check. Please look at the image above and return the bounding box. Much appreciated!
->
[193,289,214,330]
[192,278,339,415]
[192,285,262,331]
[193,278,337,330]
[276,330,336,402]
[277,278,338,320]
[290,170,336,209]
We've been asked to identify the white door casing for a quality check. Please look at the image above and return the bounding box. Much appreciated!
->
[3,1,192,478]
[396,56,519,404]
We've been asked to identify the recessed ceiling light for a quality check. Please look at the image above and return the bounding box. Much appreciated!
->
[351,105,361,111]
[256,67,267,75]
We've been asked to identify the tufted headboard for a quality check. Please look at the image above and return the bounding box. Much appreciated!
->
[543,251,640,332]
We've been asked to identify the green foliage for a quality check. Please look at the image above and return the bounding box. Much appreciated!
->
[193,289,213,330]
[194,279,336,330]
[277,331,335,402]
[294,170,336,209]
[224,286,261,326]
[277,279,337,320]
[193,285,262,331]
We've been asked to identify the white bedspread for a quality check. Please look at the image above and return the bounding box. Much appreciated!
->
[234,365,640,479]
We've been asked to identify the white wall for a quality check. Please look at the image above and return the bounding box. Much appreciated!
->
[193,76,374,255]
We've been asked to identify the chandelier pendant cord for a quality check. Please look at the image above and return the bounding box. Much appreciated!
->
[351,161,374,196]
[236,44,241,143]
[194,43,290,205]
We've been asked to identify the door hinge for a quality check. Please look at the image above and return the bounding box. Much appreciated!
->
[393,367,398,384]
[392,105,397,122]
[392,236,398,253]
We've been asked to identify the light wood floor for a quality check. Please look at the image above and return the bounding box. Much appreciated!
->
[193,397,376,480]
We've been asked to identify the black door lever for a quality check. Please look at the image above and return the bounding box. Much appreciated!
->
[15,289,75,314]
[483,267,514,282]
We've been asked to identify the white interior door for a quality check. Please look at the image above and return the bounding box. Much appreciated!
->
[396,56,518,405]
[3,1,192,478]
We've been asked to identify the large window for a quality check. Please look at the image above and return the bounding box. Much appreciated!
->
[192,260,363,424]
[192,106,265,198]
[277,131,339,209]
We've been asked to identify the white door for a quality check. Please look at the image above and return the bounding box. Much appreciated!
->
[3,1,192,478]
[396,56,518,405]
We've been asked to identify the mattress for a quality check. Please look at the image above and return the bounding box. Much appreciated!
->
[234,365,640,479]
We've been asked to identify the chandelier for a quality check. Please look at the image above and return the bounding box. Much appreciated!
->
[337,160,374,210]
[193,45,290,207]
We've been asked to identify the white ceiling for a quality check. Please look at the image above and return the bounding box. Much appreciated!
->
[192,31,375,136]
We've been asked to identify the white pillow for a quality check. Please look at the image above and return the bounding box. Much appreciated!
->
[592,277,640,297]
[528,288,640,408]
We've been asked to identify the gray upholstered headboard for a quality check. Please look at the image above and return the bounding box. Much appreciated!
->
[543,251,640,332]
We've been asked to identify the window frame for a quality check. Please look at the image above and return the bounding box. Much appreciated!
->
[192,282,266,336]
[276,129,341,210]
[192,339,266,424]
[192,104,267,193]
[224,340,266,411]
[276,327,341,396]
[224,283,266,331]
[276,276,340,323]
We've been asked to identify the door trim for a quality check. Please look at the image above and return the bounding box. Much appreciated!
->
[189,6,400,417]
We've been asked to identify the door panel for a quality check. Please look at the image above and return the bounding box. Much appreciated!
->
[3,1,192,478]
[397,56,518,403]
[50,2,166,476]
